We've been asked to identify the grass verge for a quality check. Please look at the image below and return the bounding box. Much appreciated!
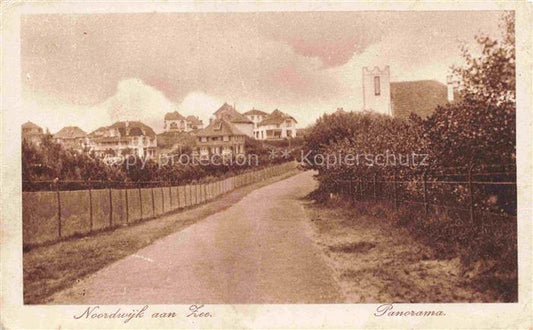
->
[24,169,301,304]
[303,197,515,302]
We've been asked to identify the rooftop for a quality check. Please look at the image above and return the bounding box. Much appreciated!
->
[391,80,458,119]
[258,109,297,127]
[90,121,156,138]
[22,121,42,130]
[54,126,87,139]
[243,108,269,116]
[186,115,203,125]
[164,111,186,121]
[196,119,247,137]
[214,103,253,124]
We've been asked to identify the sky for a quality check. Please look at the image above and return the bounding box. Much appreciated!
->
[21,11,505,133]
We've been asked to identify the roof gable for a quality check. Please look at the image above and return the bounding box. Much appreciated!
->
[90,121,156,137]
[243,109,269,116]
[164,111,186,120]
[22,121,42,130]
[186,115,203,125]
[214,103,253,124]
[196,119,246,137]
[258,109,297,126]
[54,126,87,139]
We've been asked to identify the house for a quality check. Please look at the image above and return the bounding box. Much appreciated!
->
[164,111,187,132]
[195,119,246,157]
[186,115,204,131]
[53,126,87,151]
[164,112,204,132]
[212,103,254,137]
[255,109,298,140]
[362,66,457,118]
[87,121,157,158]
[244,108,270,139]
[21,121,44,146]
[243,108,269,130]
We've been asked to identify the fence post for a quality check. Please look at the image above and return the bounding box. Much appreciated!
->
[393,172,398,210]
[468,165,475,225]
[88,181,93,231]
[373,173,377,201]
[151,186,155,217]
[125,186,129,224]
[422,170,428,219]
[56,181,62,238]
[169,184,173,210]
[139,186,143,220]
[161,186,165,213]
[109,187,113,227]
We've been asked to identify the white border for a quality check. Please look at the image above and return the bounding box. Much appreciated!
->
[2,1,532,329]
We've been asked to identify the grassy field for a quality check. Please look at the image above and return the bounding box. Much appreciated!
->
[24,169,300,304]
[303,199,502,303]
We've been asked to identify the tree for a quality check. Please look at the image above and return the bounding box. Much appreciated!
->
[452,12,515,106]
[424,12,516,168]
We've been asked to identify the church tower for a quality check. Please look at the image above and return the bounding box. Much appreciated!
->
[362,66,392,116]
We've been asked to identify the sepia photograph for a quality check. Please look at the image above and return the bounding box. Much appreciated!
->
[1,2,532,329]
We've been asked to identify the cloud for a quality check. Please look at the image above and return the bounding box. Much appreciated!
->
[178,91,223,122]
[256,12,386,68]
[21,11,505,130]
[101,78,177,132]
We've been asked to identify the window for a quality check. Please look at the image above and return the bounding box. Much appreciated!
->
[374,76,381,96]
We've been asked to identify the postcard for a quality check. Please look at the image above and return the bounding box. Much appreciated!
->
[1,1,532,329]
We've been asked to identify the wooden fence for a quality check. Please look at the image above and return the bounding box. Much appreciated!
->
[23,162,297,246]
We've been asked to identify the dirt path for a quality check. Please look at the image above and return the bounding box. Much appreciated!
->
[50,171,341,304]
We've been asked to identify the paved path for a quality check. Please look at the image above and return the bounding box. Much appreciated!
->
[51,171,342,304]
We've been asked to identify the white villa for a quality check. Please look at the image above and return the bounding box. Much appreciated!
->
[87,121,157,159]
[255,109,297,140]
[164,111,204,132]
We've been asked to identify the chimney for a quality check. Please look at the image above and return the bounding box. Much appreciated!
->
[446,75,454,102]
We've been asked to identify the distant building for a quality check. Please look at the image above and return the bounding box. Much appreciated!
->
[390,80,459,119]
[185,115,204,131]
[255,109,297,140]
[244,108,269,140]
[53,126,87,151]
[243,108,269,129]
[164,111,204,132]
[21,121,44,146]
[196,119,246,157]
[164,111,188,132]
[212,103,254,137]
[87,121,157,158]
[362,66,392,116]
[363,66,458,119]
